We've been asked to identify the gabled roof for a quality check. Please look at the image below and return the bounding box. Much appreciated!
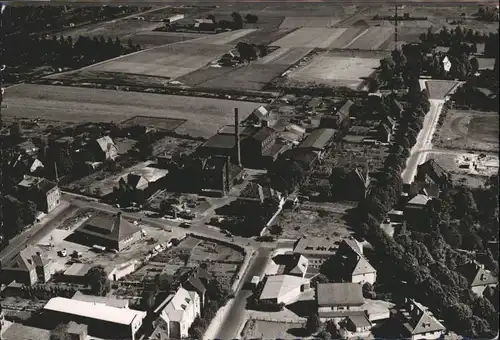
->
[5,245,49,272]
[298,128,336,151]
[293,236,337,256]
[417,159,450,185]
[78,213,141,243]
[404,299,446,335]
[407,194,431,206]
[95,136,116,153]
[158,286,196,323]
[250,106,269,119]
[259,275,309,301]
[18,176,57,194]
[251,126,275,142]
[239,182,282,204]
[337,99,354,118]
[392,99,403,112]
[316,283,364,307]
[273,254,308,276]
[458,261,498,287]
[353,167,371,189]
[338,239,376,277]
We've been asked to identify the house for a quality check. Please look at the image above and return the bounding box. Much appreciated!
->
[242,126,286,168]
[390,298,446,340]
[62,263,92,284]
[43,297,146,340]
[409,181,440,199]
[336,239,376,285]
[316,283,364,319]
[17,175,61,213]
[1,245,52,286]
[246,106,270,125]
[297,128,337,159]
[415,159,451,190]
[271,254,309,277]
[197,134,238,159]
[278,123,306,145]
[15,140,39,156]
[92,136,118,161]
[457,261,498,296]
[378,122,392,143]
[171,266,213,309]
[201,155,243,196]
[293,236,338,268]
[320,100,353,129]
[194,18,215,30]
[66,322,88,340]
[73,212,142,251]
[343,167,371,201]
[238,182,285,209]
[340,314,373,338]
[391,99,404,118]
[286,148,319,170]
[404,193,432,227]
[152,286,200,339]
[259,275,310,305]
[306,97,323,112]
[107,261,138,282]
[117,167,169,203]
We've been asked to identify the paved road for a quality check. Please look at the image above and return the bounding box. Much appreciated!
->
[401,98,445,184]
[213,247,273,340]
[0,201,74,265]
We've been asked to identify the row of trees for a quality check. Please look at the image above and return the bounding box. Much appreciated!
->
[4,34,140,73]
[354,76,498,336]
[236,42,268,62]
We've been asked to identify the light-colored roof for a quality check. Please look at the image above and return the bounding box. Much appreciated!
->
[259,275,309,301]
[43,297,146,325]
[298,128,336,151]
[158,286,196,323]
[96,136,116,153]
[293,236,337,256]
[316,283,364,307]
[120,167,168,190]
[349,314,372,328]
[1,323,51,340]
[405,299,446,335]
[407,194,431,206]
[63,263,92,277]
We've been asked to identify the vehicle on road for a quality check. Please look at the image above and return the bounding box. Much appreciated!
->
[92,245,106,253]
[71,250,82,258]
[57,250,67,257]
[179,222,191,228]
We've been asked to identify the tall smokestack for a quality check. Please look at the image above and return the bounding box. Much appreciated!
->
[234,108,241,167]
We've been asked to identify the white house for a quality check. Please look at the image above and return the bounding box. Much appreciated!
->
[153,286,200,339]
[316,283,365,319]
[259,275,310,305]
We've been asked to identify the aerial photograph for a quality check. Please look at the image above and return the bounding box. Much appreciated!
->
[0,2,498,340]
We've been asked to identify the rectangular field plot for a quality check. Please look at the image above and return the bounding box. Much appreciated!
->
[90,42,231,79]
[127,31,210,47]
[287,53,379,89]
[378,27,429,50]
[60,19,163,39]
[327,27,368,49]
[121,116,186,131]
[231,28,293,46]
[194,29,257,45]
[255,47,312,66]
[344,27,394,50]
[3,84,262,138]
[279,16,340,28]
[469,116,500,144]
[272,27,347,48]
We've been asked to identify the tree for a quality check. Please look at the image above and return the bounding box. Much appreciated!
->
[85,265,110,296]
[141,289,156,311]
[317,329,332,340]
[206,279,230,305]
[305,313,321,334]
[245,13,259,24]
[231,12,243,29]
[9,122,21,141]
[362,282,376,299]
[368,76,380,92]
[50,323,71,340]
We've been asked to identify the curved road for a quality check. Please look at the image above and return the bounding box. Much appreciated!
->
[213,247,272,340]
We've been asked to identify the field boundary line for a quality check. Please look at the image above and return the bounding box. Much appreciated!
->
[343,28,369,49]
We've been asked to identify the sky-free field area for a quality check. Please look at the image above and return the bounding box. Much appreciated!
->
[3,84,262,138]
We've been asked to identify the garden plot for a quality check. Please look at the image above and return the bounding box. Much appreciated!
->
[90,42,231,79]
[255,47,312,66]
[3,84,262,137]
[279,16,340,29]
[286,52,379,89]
[426,80,461,100]
[126,31,210,47]
[433,109,499,152]
[344,27,394,50]
[272,27,347,48]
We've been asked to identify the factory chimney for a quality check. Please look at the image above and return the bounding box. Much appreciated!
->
[234,108,241,167]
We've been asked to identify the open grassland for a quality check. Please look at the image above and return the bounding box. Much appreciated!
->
[279,16,340,29]
[272,27,348,48]
[3,84,262,138]
[433,109,499,152]
[60,18,164,39]
[126,31,210,47]
[286,52,380,89]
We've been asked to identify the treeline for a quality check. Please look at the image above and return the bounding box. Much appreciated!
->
[3,34,140,80]
[354,72,498,336]
[3,6,150,35]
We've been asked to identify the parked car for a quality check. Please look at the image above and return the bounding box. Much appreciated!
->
[179,222,191,228]
[58,250,67,257]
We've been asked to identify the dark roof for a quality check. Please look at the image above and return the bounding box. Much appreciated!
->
[5,245,49,272]
[392,99,404,112]
[273,253,308,276]
[18,176,57,194]
[201,134,236,150]
[78,213,141,243]
[202,156,228,172]
[349,314,372,328]
[298,128,336,150]
[458,262,498,287]
[417,159,450,185]
[290,149,318,168]
[379,122,391,135]
[251,126,276,142]
[337,99,354,118]
[399,299,446,335]
[316,283,364,307]
[262,142,288,157]
[217,125,257,137]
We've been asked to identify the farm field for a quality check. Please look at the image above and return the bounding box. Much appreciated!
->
[279,16,340,28]
[326,27,368,49]
[424,151,498,188]
[433,109,499,153]
[231,28,293,46]
[343,27,394,50]
[272,27,347,48]
[426,80,461,99]
[378,26,430,50]
[285,51,380,89]
[126,31,210,47]
[3,84,263,138]
[241,320,306,340]
[59,18,164,39]
[255,47,312,66]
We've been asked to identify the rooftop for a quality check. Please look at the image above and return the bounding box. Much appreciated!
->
[18,175,57,193]
[217,125,257,137]
[72,291,129,309]
[316,283,364,307]
[201,134,237,150]
[63,263,92,277]
[293,236,338,256]
[77,213,141,243]
[259,275,309,301]
[407,194,431,206]
[43,297,146,326]
[251,126,276,142]
[298,128,336,151]
[337,99,354,117]
[121,167,169,189]
[349,314,372,328]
